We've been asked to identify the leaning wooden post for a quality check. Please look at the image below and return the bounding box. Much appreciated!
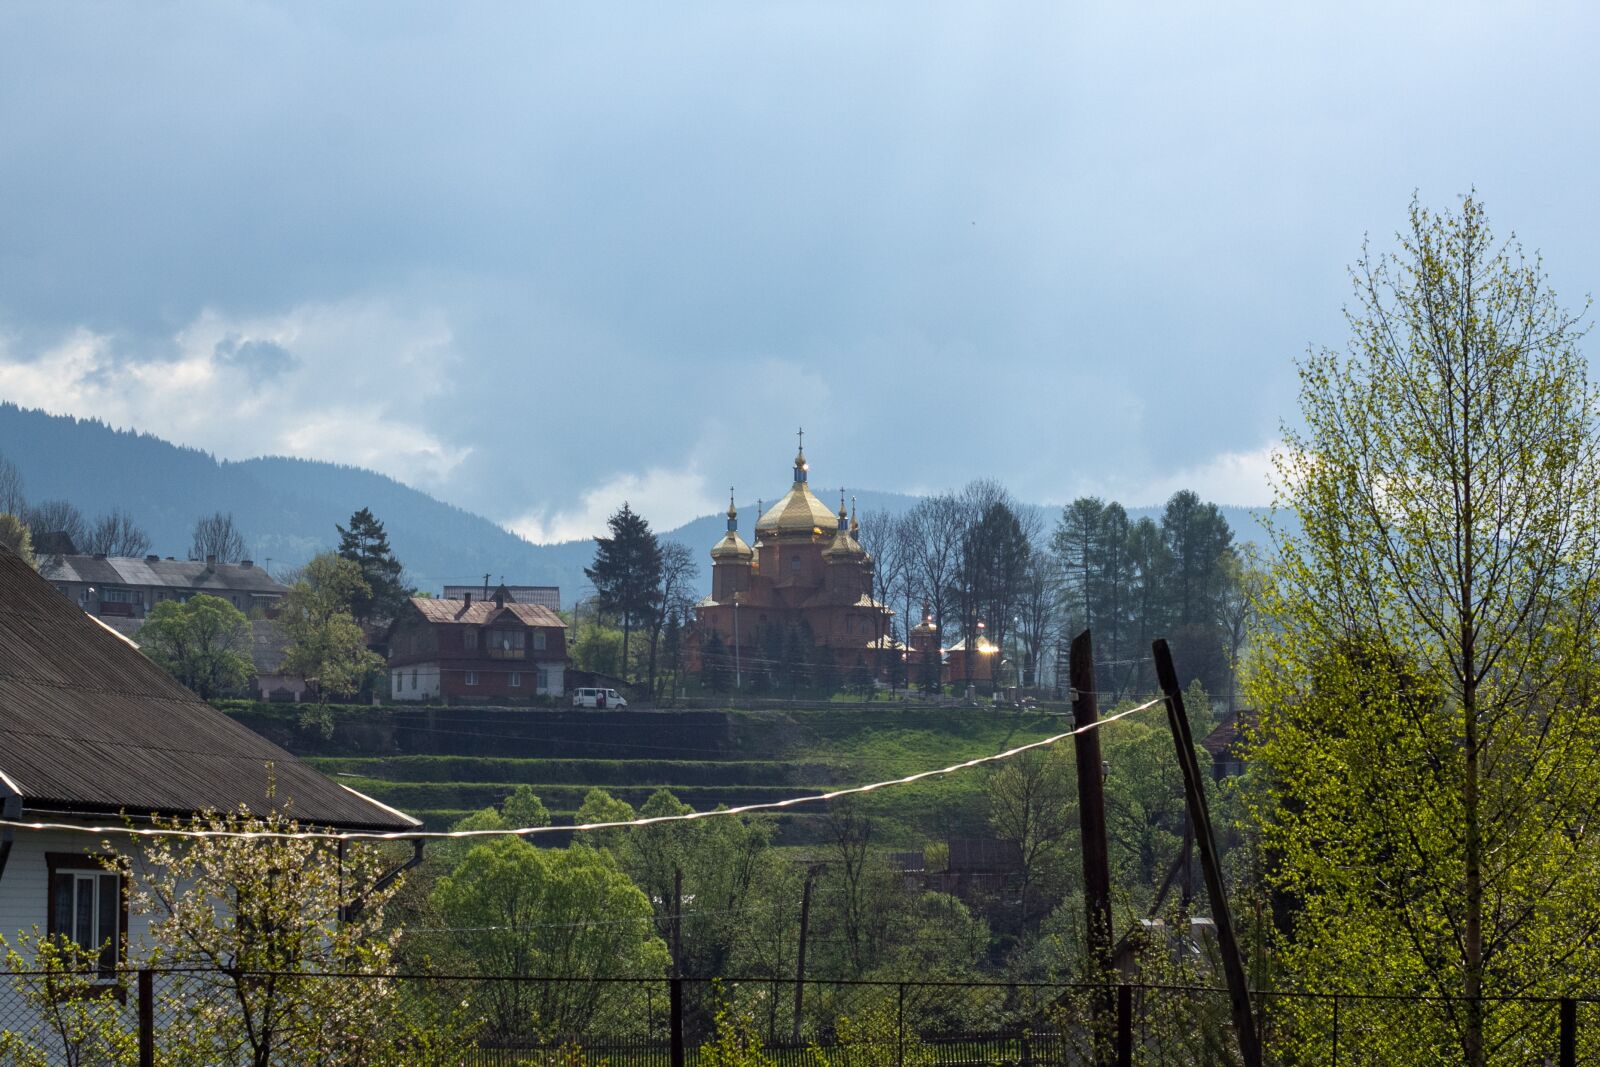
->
[1071,630,1116,1062]
[1152,639,1261,1067]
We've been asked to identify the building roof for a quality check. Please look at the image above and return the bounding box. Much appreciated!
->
[0,546,417,831]
[947,837,1023,873]
[441,585,561,610]
[756,483,839,536]
[407,597,565,629]
[40,554,288,596]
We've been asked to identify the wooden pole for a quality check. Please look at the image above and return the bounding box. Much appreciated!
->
[1152,639,1261,1067]
[791,865,818,1045]
[1071,630,1116,1063]
[670,866,685,1067]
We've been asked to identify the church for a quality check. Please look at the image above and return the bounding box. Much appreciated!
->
[692,439,895,686]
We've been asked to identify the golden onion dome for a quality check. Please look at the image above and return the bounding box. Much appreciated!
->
[756,481,839,535]
[711,488,755,562]
[710,530,754,562]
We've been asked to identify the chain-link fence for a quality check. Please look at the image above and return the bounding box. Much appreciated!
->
[4,967,1600,1066]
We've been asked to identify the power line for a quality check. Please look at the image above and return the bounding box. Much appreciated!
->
[0,698,1162,844]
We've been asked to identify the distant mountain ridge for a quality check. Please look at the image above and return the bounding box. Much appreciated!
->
[0,404,1273,603]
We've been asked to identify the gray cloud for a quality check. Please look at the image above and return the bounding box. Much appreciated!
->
[214,336,296,382]
[1,2,1597,533]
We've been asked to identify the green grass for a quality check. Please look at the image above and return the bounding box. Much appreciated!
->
[239,700,1072,845]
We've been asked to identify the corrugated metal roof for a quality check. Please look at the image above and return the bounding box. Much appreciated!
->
[408,598,565,629]
[40,555,288,595]
[0,547,417,831]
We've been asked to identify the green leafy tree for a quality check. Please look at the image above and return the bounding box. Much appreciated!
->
[987,747,1077,925]
[279,553,383,700]
[0,936,138,1067]
[574,787,637,853]
[431,838,669,1040]
[619,789,771,980]
[336,507,408,624]
[139,593,254,698]
[584,504,663,685]
[1248,195,1600,1066]
[0,512,35,567]
[118,807,447,1066]
[570,619,626,678]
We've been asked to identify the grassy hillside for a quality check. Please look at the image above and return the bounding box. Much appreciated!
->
[220,700,1068,845]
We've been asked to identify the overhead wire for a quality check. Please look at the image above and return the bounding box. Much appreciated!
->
[0,697,1163,844]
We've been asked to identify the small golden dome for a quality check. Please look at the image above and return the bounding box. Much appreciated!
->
[711,530,754,562]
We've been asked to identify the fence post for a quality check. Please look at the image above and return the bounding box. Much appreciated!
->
[137,968,154,1067]
[897,982,906,1067]
[670,976,685,1067]
[1116,984,1132,1067]
[1331,995,1338,1066]
[1561,997,1576,1067]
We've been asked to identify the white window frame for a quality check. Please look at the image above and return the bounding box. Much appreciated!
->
[510,671,521,688]
[465,670,479,686]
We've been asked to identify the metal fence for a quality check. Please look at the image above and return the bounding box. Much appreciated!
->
[3,968,1600,1066]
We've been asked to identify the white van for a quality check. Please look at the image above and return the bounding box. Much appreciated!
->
[572,687,627,709]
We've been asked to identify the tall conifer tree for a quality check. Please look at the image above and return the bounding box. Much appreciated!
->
[584,504,663,684]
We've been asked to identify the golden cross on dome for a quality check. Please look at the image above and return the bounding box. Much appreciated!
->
[797,427,804,451]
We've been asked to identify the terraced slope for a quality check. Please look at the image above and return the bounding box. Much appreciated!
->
[219,701,1069,844]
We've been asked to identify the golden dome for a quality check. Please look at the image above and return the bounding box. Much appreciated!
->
[712,487,755,561]
[756,479,838,535]
[823,489,866,559]
[711,530,754,562]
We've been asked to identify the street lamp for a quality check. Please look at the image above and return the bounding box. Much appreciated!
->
[733,591,742,692]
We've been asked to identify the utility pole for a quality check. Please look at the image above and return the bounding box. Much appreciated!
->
[670,866,684,1067]
[1071,629,1116,1063]
[1152,639,1260,1067]
[791,863,821,1046]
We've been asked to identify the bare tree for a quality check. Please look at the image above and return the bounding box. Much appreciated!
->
[1016,547,1058,689]
[855,508,908,685]
[81,508,152,557]
[22,499,87,553]
[646,541,699,699]
[903,495,962,647]
[0,452,24,517]
[191,511,247,563]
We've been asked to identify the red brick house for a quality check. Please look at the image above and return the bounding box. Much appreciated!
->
[385,586,567,703]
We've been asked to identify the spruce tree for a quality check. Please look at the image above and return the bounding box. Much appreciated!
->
[336,507,408,623]
[584,504,663,685]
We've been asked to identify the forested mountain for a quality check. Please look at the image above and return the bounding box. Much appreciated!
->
[0,403,1271,599]
[0,403,577,590]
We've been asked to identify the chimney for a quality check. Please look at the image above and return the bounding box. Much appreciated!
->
[146,554,159,563]
[94,553,107,560]
[206,555,217,566]
[456,591,472,620]
[240,559,253,569]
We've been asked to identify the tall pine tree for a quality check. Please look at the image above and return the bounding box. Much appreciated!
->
[584,504,663,685]
[336,508,408,624]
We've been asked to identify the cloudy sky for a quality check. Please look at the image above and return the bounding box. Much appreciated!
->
[2,3,1597,541]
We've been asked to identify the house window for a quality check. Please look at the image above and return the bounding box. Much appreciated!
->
[463,628,479,652]
[465,671,479,686]
[537,667,549,692]
[532,630,547,652]
[510,672,521,688]
[410,669,418,690]
[488,629,525,659]
[791,556,801,572]
[47,855,123,976]
[101,588,136,604]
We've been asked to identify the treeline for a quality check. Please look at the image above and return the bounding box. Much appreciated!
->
[0,449,260,564]
[861,483,1253,702]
